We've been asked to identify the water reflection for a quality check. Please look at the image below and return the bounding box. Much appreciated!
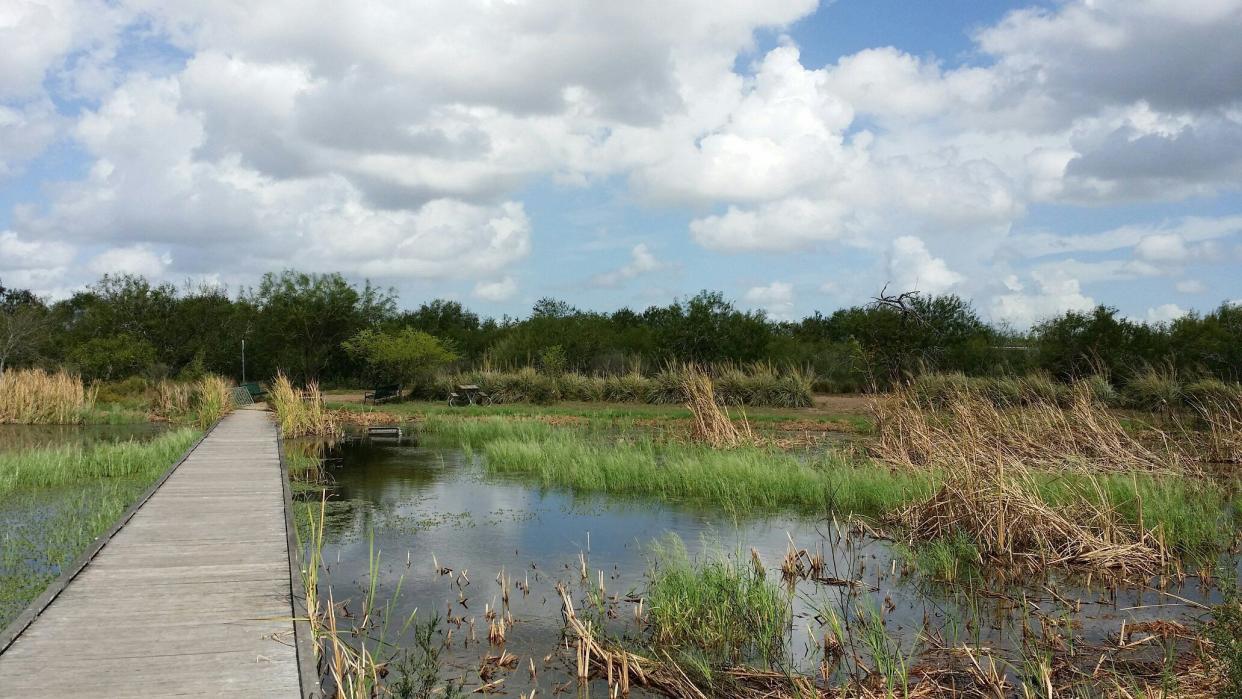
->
[299,432,1233,694]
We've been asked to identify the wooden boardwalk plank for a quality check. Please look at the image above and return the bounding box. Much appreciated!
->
[0,409,310,698]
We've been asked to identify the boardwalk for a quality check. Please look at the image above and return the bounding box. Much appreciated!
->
[0,409,313,697]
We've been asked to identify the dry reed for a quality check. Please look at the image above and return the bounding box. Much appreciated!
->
[872,383,1186,474]
[0,368,93,424]
[892,461,1168,576]
[271,372,342,438]
[683,367,756,448]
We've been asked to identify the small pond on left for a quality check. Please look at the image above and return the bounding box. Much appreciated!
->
[0,423,173,629]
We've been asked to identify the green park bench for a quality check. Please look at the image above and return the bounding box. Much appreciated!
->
[241,382,266,399]
[364,383,402,405]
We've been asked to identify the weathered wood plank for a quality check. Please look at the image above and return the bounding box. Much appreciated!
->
[0,409,308,698]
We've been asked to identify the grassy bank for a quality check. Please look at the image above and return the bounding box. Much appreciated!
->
[419,415,930,516]
[418,364,815,408]
[418,411,1237,567]
[0,428,201,627]
[333,398,872,432]
[0,427,200,496]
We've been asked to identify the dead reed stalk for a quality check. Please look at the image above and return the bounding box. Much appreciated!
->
[872,383,1187,474]
[0,368,92,424]
[892,461,1168,576]
[684,367,756,448]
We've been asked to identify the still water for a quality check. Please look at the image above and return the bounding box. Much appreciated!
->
[299,432,1230,694]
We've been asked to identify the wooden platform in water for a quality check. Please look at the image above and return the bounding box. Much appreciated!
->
[0,408,315,697]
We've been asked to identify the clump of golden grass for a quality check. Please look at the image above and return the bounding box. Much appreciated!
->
[150,375,234,427]
[892,461,1168,576]
[684,367,756,448]
[872,382,1186,474]
[150,380,193,420]
[192,374,234,428]
[1184,388,1242,463]
[0,368,93,424]
[270,372,341,438]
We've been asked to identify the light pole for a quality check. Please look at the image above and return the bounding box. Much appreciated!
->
[241,338,246,384]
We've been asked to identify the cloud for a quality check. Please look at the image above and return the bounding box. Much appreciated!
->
[1146,303,1188,324]
[592,243,664,287]
[991,269,1095,328]
[473,276,518,302]
[743,281,795,320]
[886,236,963,295]
[88,244,172,278]
[1,0,1242,315]
[1176,279,1207,294]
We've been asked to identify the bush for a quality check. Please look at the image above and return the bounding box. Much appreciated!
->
[1182,378,1242,411]
[1122,366,1181,411]
[1075,374,1120,407]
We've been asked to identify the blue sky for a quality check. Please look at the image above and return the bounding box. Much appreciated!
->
[1,0,1240,326]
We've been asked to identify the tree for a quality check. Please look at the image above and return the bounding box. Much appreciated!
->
[66,334,158,380]
[343,327,457,389]
[251,271,396,381]
[0,284,49,374]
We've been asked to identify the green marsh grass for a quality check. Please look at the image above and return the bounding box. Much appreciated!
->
[434,418,934,516]
[334,398,871,430]
[0,428,201,627]
[1030,471,1235,558]
[0,427,199,496]
[643,536,791,667]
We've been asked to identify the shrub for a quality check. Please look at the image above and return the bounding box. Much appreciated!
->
[1076,374,1120,407]
[1123,366,1181,411]
[1183,378,1241,411]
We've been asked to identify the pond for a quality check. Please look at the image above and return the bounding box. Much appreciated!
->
[0,422,174,629]
[0,422,169,454]
[296,431,1234,695]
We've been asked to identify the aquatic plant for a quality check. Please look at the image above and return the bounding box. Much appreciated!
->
[0,428,199,496]
[0,368,93,425]
[475,427,933,516]
[0,429,201,627]
[270,372,341,438]
[643,536,790,667]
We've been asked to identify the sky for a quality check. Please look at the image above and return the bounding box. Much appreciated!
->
[1,0,1241,327]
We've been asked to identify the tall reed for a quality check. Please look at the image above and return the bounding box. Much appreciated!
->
[150,375,235,427]
[0,368,93,424]
[270,372,341,438]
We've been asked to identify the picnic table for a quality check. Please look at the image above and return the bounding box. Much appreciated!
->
[448,384,492,407]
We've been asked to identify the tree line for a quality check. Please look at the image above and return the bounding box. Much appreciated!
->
[1,270,1239,391]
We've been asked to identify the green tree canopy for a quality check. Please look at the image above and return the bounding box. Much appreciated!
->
[343,327,457,388]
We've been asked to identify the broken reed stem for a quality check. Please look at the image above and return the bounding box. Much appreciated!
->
[871,382,1190,474]
[683,367,757,448]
